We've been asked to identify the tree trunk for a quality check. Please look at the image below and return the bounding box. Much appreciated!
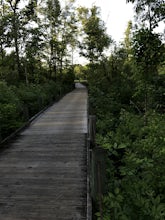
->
[0,0,5,63]
[148,4,152,31]
[144,82,148,126]
[13,12,21,79]
[0,42,4,63]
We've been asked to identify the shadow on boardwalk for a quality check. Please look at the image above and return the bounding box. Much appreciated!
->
[0,83,88,220]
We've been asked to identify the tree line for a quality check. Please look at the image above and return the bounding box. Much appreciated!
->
[0,0,76,82]
[0,0,110,84]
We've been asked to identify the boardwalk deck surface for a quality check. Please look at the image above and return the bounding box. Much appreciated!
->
[0,83,88,220]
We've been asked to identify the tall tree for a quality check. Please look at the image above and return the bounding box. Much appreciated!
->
[126,0,165,31]
[6,0,22,78]
[132,28,164,123]
[0,0,6,63]
[59,0,78,68]
[133,29,164,77]
[78,6,111,63]
[23,0,46,83]
[44,0,77,77]
[124,21,133,57]
[46,0,61,79]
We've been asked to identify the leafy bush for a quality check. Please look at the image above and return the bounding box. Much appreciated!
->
[0,82,22,139]
[0,78,74,141]
[97,111,165,220]
[88,48,165,219]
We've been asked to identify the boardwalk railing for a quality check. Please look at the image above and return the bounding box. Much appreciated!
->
[88,115,107,220]
[88,115,96,148]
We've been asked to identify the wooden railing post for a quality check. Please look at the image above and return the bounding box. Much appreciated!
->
[0,114,2,143]
[0,131,1,143]
[97,161,103,220]
[23,104,29,121]
[89,115,96,148]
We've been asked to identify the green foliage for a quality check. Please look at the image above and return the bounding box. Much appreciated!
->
[133,29,164,79]
[61,68,75,89]
[15,80,72,118]
[0,52,19,84]
[88,33,165,219]
[98,111,165,220]
[126,0,165,30]
[0,81,22,138]
[74,65,87,80]
[0,79,74,141]
[0,0,78,83]
[78,6,111,63]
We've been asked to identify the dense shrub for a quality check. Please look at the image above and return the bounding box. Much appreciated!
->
[0,82,22,139]
[96,111,165,220]
[88,54,165,219]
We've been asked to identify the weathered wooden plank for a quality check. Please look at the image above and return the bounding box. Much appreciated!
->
[0,85,88,220]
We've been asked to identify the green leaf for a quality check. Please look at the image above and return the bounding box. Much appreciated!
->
[118,143,127,149]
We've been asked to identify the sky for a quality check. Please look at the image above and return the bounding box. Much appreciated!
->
[74,0,134,44]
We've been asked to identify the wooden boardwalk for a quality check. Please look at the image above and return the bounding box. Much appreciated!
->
[0,83,88,220]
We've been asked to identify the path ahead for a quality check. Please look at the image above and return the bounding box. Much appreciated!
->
[0,83,88,220]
